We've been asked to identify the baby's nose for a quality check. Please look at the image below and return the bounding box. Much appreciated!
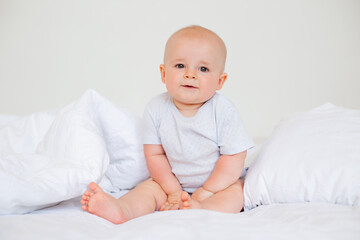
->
[184,69,198,80]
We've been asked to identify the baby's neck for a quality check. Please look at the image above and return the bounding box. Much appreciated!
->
[173,101,205,117]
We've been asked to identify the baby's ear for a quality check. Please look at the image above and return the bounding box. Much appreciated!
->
[216,73,227,90]
[160,64,166,83]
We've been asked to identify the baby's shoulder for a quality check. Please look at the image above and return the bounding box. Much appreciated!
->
[145,92,172,115]
[211,93,237,112]
[210,94,242,125]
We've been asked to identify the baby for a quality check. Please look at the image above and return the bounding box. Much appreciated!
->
[81,25,254,224]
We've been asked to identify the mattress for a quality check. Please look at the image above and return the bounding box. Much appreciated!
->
[1,192,359,240]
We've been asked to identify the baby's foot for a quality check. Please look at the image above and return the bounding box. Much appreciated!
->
[81,182,130,224]
[180,191,202,210]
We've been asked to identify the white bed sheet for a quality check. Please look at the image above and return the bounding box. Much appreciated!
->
[1,191,359,240]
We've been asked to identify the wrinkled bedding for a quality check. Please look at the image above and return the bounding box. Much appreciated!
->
[0,90,149,214]
[1,194,359,240]
[1,91,360,239]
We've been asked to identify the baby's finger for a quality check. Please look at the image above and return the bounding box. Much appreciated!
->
[165,203,173,211]
[159,203,167,211]
[163,203,175,211]
[160,202,171,211]
[169,203,179,210]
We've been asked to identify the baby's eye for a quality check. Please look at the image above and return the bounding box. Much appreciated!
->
[200,66,209,72]
[175,64,185,69]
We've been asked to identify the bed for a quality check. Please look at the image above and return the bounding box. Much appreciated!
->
[1,90,359,239]
[1,195,359,240]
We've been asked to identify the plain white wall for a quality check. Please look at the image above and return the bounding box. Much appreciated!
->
[0,0,359,140]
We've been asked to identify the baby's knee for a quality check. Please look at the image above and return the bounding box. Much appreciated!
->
[136,179,167,207]
[137,179,163,192]
[229,179,244,192]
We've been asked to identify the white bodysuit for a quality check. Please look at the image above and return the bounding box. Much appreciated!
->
[142,92,254,192]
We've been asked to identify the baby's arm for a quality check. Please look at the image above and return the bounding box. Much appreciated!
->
[201,151,247,194]
[144,144,183,210]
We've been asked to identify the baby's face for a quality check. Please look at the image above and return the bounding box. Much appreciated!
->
[160,32,227,108]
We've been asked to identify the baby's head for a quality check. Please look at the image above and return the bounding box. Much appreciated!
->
[160,25,228,108]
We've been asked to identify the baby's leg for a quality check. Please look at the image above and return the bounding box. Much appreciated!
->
[81,179,167,224]
[181,180,244,213]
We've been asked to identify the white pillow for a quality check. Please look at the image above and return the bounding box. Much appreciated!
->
[244,103,360,210]
[0,90,149,214]
[92,90,150,192]
[0,95,109,214]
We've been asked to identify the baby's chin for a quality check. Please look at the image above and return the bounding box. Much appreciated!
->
[179,91,215,102]
[173,96,213,109]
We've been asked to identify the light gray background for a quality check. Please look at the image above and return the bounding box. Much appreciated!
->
[0,0,359,140]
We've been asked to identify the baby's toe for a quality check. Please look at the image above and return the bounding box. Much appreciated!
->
[84,190,93,197]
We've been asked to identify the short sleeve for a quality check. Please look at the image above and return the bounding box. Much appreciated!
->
[142,101,162,145]
[217,107,254,155]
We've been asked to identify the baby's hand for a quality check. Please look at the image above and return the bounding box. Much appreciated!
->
[191,187,214,202]
[159,191,182,211]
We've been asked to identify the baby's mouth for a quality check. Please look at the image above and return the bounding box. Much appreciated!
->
[182,85,198,89]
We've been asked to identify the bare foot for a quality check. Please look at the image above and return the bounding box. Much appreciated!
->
[80,182,131,224]
[180,191,202,210]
